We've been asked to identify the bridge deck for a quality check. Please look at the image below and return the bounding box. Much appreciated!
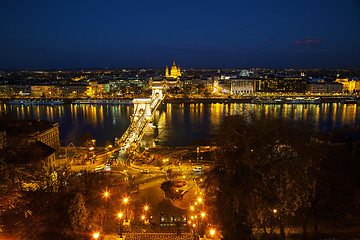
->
[117,94,163,153]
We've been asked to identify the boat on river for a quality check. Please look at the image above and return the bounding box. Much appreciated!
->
[6,99,63,105]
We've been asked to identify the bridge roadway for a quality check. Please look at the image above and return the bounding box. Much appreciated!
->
[117,94,163,153]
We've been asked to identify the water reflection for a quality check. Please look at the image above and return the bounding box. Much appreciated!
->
[0,103,359,147]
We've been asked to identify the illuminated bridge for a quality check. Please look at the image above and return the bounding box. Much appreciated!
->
[116,86,164,153]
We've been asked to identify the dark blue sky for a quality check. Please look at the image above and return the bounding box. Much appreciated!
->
[1,0,359,69]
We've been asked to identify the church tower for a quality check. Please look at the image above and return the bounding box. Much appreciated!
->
[165,61,181,78]
[165,66,169,77]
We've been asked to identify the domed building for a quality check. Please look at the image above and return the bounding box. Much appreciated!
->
[165,61,181,78]
[149,61,181,89]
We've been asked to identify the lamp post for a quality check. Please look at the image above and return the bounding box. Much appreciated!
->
[193,223,197,240]
[123,198,129,222]
[143,205,149,224]
[197,147,199,164]
[118,213,123,238]
[200,212,206,237]
[93,232,99,239]
[210,229,216,239]
[103,188,110,200]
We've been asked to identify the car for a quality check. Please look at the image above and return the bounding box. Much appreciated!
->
[193,167,202,172]
[141,169,149,174]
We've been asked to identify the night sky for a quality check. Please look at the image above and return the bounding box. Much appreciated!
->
[1,0,359,70]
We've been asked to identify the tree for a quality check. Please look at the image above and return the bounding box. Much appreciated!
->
[76,132,95,148]
[205,114,321,240]
[67,193,89,238]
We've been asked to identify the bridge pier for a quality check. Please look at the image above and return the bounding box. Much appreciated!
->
[133,98,152,120]
[151,86,164,100]
[117,87,164,152]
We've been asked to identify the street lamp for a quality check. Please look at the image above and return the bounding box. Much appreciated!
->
[123,198,129,222]
[143,204,149,224]
[144,205,149,211]
[199,212,206,237]
[93,232,99,239]
[103,189,110,199]
[197,147,199,164]
[210,229,216,239]
[118,213,123,238]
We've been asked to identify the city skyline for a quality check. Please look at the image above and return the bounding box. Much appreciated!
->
[0,0,360,70]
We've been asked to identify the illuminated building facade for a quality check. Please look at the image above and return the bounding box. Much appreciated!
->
[306,82,343,94]
[335,78,360,93]
[0,120,60,149]
[149,61,182,89]
[230,79,259,95]
[165,61,181,78]
[31,85,59,97]
[260,77,306,93]
[87,81,110,96]
[60,84,89,97]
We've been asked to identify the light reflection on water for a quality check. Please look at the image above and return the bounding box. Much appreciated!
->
[0,103,359,147]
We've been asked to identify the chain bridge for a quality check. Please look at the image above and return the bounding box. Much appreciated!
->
[116,86,164,153]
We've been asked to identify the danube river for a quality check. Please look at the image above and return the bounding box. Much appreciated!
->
[1,102,359,147]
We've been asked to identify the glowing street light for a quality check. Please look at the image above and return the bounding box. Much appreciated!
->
[123,198,129,222]
[118,212,123,238]
[93,232,99,239]
[198,198,202,203]
[104,191,109,199]
[273,209,277,214]
[201,212,205,218]
[210,229,216,238]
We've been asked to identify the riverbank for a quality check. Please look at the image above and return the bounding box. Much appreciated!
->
[163,95,360,104]
[2,94,359,105]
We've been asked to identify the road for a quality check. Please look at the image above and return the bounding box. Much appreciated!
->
[70,147,207,227]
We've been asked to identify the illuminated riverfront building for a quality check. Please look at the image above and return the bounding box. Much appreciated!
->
[0,119,60,149]
[230,79,259,95]
[306,82,343,94]
[335,78,360,93]
[165,61,181,78]
[31,85,59,97]
[149,61,181,89]
[259,77,306,93]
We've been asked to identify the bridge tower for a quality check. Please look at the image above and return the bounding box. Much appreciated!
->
[132,98,152,120]
[151,86,164,100]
